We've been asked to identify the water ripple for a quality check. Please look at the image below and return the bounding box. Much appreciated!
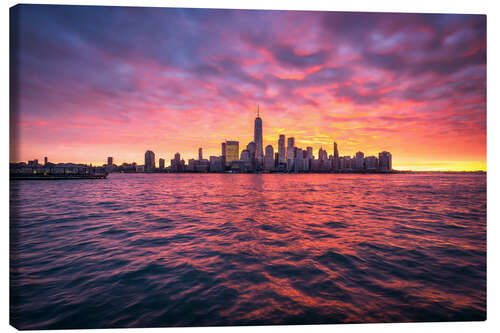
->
[10,173,486,328]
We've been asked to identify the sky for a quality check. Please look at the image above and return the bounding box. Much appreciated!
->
[10,5,486,171]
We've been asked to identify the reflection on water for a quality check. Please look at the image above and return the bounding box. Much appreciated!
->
[10,173,486,329]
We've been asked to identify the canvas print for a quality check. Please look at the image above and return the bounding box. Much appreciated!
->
[9,4,486,329]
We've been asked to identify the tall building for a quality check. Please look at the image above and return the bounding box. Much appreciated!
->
[107,157,113,166]
[278,135,285,164]
[305,147,313,171]
[379,151,392,171]
[286,137,295,169]
[225,141,239,166]
[334,142,339,159]
[294,148,304,171]
[221,142,226,158]
[198,147,203,160]
[221,142,227,169]
[44,156,48,165]
[159,158,165,170]
[254,106,263,163]
[145,150,155,171]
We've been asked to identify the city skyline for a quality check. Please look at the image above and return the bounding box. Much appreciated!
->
[10,6,486,171]
[14,108,394,173]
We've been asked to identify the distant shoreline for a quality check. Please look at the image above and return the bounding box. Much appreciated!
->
[111,170,486,175]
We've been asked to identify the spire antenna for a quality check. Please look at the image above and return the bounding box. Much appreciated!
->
[257,104,260,118]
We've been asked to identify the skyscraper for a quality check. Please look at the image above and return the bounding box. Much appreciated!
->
[225,141,239,166]
[221,142,226,167]
[107,157,113,166]
[198,147,203,160]
[221,142,226,158]
[334,142,339,159]
[254,106,263,163]
[278,135,285,164]
[44,156,48,165]
[159,158,165,170]
[286,137,295,170]
[145,150,155,171]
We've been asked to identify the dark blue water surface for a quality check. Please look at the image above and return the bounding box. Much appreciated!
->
[10,173,486,329]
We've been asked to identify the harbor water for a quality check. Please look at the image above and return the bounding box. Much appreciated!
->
[10,173,486,328]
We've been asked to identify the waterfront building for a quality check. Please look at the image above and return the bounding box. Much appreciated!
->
[145,150,155,171]
[311,149,329,171]
[265,144,274,158]
[305,147,313,171]
[159,158,165,170]
[230,160,247,172]
[306,147,313,159]
[332,142,340,170]
[354,151,365,169]
[339,156,352,170]
[247,142,256,158]
[379,151,392,171]
[221,142,226,166]
[294,148,305,171]
[364,156,378,170]
[264,145,275,171]
[209,156,224,172]
[286,137,295,170]
[170,153,185,172]
[136,165,145,173]
[225,141,239,166]
[254,107,263,164]
[118,162,137,173]
[187,158,209,172]
[328,155,334,170]
[240,149,251,161]
[278,135,286,164]
[318,147,328,161]
[246,141,257,171]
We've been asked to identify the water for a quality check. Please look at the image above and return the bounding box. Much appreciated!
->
[10,173,486,329]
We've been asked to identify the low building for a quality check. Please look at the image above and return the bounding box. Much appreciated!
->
[209,156,224,172]
[364,156,378,170]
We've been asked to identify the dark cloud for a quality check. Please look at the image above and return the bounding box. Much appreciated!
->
[269,43,328,68]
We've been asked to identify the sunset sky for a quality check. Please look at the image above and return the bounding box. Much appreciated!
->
[10,5,486,171]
